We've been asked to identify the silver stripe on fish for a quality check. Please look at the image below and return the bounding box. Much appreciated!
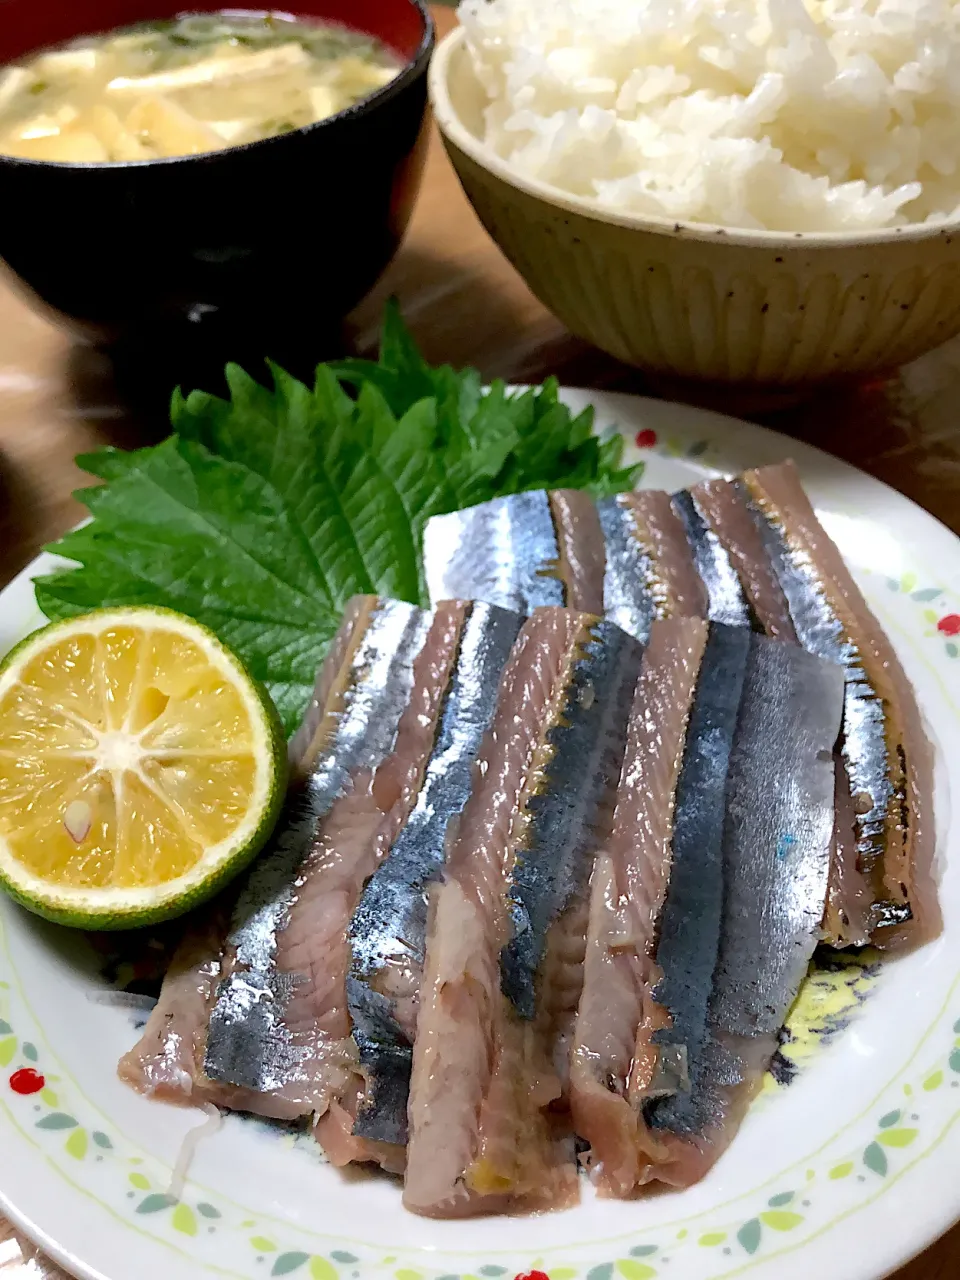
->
[671,490,752,628]
[595,496,658,644]
[204,600,432,1094]
[501,618,646,1020]
[423,492,565,613]
[647,629,841,1137]
[731,481,893,887]
[710,636,842,1038]
[347,602,525,1145]
[674,635,841,1136]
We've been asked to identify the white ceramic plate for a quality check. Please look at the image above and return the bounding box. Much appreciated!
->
[1,392,958,1280]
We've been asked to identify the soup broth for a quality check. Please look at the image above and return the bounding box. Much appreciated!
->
[0,11,402,163]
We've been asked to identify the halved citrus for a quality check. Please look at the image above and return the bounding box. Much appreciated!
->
[0,607,286,929]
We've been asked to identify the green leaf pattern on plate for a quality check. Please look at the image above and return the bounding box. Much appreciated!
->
[737,1220,763,1255]
[172,1204,199,1237]
[35,1112,77,1130]
[272,1254,310,1276]
[767,1191,795,1207]
[615,1263,655,1280]
[863,1143,889,1177]
[137,1194,177,1215]
[759,1211,803,1231]
[309,1260,338,1280]
[64,1128,88,1160]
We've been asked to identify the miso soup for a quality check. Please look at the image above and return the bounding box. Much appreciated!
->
[0,11,402,163]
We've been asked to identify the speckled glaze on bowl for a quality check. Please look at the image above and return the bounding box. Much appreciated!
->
[430,26,960,392]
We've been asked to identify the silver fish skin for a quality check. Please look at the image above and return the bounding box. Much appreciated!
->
[570,622,842,1195]
[710,637,843,1036]
[670,490,752,629]
[734,465,936,948]
[203,598,432,1097]
[501,618,646,1019]
[115,594,371,1114]
[681,476,869,947]
[684,477,797,642]
[732,474,889,872]
[643,623,751,1138]
[569,615,708,1199]
[404,608,644,1218]
[595,496,659,643]
[424,490,699,642]
[650,633,842,1187]
[423,491,564,614]
[347,602,525,1146]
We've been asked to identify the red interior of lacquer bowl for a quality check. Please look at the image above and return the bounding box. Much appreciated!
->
[0,0,428,66]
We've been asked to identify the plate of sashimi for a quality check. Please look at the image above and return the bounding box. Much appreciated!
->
[0,387,958,1280]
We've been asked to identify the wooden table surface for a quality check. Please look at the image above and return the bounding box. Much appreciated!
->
[1,7,959,1278]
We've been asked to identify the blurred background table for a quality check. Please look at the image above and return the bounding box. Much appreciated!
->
[1,7,958,1278]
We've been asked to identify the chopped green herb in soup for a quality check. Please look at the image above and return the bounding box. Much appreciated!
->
[0,11,401,162]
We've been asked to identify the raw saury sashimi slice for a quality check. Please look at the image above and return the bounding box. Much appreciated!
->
[405,607,644,1217]
[122,598,452,1139]
[571,618,843,1194]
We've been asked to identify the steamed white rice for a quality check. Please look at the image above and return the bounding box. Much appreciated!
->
[457,0,960,231]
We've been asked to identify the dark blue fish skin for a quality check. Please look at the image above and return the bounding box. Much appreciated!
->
[501,619,646,1020]
[709,637,842,1041]
[422,491,564,614]
[645,623,751,1136]
[347,602,524,1145]
[671,490,753,629]
[204,600,431,1095]
[671,636,841,1143]
[345,998,412,1146]
[647,630,841,1143]
[732,479,894,906]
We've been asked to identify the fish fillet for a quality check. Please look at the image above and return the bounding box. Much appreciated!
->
[739,463,939,950]
[118,600,380,1106]
[572,621,843,1193]
[121,598,454,1125]
[117,906,229,1103]
[202,598,464,1124]
[650,634,843,1186]
[570,616,707,1195]
[332,603,524,1162]
[405,609,644,1217]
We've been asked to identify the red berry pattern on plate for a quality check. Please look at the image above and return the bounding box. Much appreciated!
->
[9,1067,45,1095]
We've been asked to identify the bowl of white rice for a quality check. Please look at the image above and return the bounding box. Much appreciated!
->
[430,0,960,390]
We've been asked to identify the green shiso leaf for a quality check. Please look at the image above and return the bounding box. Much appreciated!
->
[36,304,641,734]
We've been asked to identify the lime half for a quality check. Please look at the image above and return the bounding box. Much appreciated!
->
[0,607,286,929]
